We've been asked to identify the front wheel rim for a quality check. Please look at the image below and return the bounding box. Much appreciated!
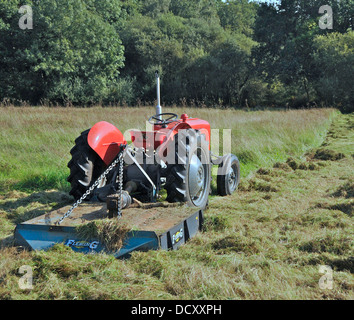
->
[227,163,238,192]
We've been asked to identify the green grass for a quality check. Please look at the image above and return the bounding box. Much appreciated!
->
[0,107,353,300]
[0,106,335,192]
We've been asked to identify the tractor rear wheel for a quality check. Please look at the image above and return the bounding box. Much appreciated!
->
[67,130,106,200]
[165,129,211,208]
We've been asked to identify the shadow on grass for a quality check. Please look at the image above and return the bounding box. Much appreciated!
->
[0,235,15,249]
[331,181,354,199]
[306,255,354,274]
[0,190,73,225]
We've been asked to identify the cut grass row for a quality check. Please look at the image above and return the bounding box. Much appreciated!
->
[1,108,352,300]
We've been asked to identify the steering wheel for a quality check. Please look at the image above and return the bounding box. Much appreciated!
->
[148,113,178,126]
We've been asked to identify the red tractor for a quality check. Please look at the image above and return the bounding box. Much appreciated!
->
[67,72,240,213]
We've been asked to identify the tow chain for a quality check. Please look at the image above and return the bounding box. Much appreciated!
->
[56,150,125,226]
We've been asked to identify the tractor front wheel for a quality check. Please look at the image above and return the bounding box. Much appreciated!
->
[216,154,240,196]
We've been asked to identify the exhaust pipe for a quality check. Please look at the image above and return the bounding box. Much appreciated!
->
[155,70,162,119]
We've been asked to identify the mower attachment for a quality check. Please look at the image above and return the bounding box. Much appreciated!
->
[14,203,204,259]
[14,224,159,259]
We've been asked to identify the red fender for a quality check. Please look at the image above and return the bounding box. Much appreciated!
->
[88,121,127,166]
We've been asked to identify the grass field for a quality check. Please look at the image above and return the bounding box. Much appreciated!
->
[0,107,334,192]
[0,107,353,300]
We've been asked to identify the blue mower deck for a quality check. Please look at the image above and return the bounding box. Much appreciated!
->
[14,202,204,258]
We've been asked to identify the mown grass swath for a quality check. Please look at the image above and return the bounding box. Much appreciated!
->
[0,109,353,300]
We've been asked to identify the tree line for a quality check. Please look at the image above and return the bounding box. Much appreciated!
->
[0,0,353,112]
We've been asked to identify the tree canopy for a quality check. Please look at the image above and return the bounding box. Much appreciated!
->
[0,0,353,112]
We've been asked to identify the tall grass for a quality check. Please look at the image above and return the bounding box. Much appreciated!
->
[0,106,335,192]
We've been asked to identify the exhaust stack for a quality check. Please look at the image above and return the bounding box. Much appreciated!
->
[155,71,162,119]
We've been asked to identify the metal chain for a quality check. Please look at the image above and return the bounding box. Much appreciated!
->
[117,155,124,218]
[56,151,124,225]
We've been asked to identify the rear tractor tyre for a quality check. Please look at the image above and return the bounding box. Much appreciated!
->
[67,130,106,201]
